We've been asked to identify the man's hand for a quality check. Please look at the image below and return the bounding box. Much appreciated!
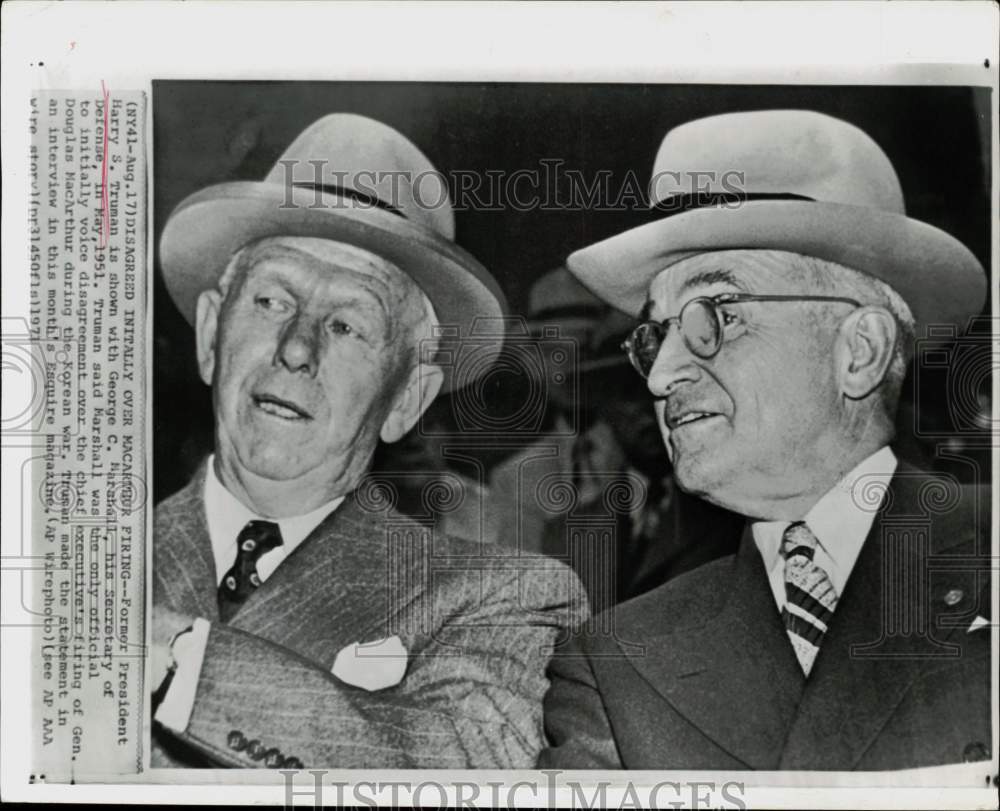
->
[151,604,196,690]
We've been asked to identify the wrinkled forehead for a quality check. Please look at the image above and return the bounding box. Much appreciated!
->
[235,236,435,323]
[240,236,406,287]
[646,250,796,316]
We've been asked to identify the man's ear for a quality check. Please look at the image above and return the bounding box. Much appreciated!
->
[837,306,897,400]
[380,363,445,444]
[194,288,223,386]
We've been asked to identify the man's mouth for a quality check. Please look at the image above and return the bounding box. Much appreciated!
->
[666,410,722,430]
[252,393,312,421]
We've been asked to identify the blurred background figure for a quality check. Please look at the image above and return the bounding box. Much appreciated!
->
[484,267,743,613]
[369,399,489,542]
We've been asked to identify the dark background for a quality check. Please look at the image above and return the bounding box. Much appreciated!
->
[152,81,993,503]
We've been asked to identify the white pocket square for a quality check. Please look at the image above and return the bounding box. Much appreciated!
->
[968,616,990,633]
[331,635,408,691]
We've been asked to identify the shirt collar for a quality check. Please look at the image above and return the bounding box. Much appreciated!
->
[203,455,345,562]
[752,446,898,595]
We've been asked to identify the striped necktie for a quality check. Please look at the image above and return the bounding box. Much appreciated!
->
[781,521,837,676]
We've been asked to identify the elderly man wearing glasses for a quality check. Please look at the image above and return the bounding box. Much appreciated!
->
[538,110,992,771]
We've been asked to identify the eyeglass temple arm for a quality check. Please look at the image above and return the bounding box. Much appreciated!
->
[719,293,863,306]
[622,294,864,347]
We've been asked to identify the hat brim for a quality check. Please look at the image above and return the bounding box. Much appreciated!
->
[567,201,987,331]
[160,182,508,392]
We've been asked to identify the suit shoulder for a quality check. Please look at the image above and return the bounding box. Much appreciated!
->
[580,552,738,649]
[154,473,202,526]
[888,467,988,554]
[619,552,735,620]
[404,519,589,624]
[385,507,573,572]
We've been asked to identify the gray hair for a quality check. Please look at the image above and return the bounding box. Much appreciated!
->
[408,291,441,370]
[759,250,916,414]
[217,248,245,299]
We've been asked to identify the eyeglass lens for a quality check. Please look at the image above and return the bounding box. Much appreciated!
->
[628,298,722,376]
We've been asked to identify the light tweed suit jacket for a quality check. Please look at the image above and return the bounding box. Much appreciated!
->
[152,461,588,769]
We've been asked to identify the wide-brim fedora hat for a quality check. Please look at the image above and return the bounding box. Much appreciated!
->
[567,110,986,331]
[160,113,507,391]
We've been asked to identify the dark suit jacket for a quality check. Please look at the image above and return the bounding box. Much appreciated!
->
[540,467,992,770]
[152,462,588,769]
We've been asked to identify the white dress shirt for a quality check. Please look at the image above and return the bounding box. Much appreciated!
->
[752,446,898,613]
[204,456,345,586]
[155,456,344,731]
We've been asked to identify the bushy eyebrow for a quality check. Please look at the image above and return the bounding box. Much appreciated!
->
[243,251,394,341]
[641,268,749,320]
[678,269,744,293]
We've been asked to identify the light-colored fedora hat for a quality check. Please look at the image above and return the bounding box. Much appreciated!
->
[160,113,507,391]
[567,110,986,331]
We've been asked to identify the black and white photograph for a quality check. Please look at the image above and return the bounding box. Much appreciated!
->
[149,80,993,772]
[1,2,997,807]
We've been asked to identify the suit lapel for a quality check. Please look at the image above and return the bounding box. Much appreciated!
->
[158,465,422,665]
[229,494,417,666]
[153,463,220,621]
[779,468,980,769]
[624,524,805,769]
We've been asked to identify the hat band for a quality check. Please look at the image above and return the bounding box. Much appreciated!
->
[653,191,814,216]
[292,182,406,218]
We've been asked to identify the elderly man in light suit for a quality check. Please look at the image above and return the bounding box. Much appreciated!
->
[540,110,992,770]
[151,113,586,769]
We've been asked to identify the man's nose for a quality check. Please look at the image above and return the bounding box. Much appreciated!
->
[275,314,321,376]
[646,327,701,397]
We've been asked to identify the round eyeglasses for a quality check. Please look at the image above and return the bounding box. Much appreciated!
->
[621,293,862,378]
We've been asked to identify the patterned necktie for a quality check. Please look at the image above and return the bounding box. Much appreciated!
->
[781,521,838,676]
[217,520,283,623]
